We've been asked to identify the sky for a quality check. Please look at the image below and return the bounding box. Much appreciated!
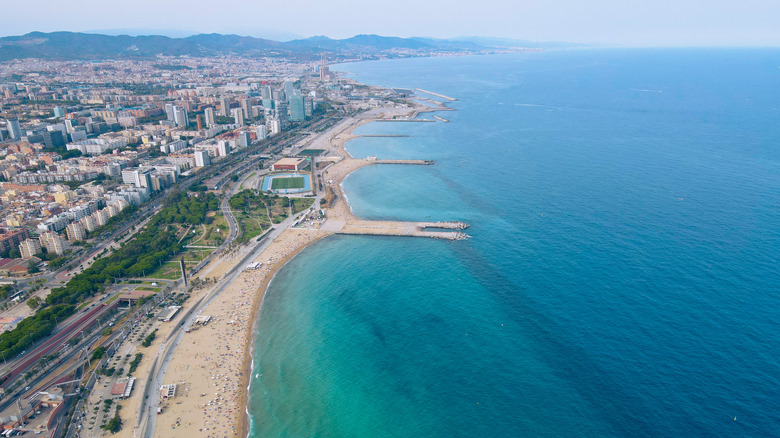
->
[2,0,780,46]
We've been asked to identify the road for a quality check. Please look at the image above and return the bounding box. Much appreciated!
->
[139,198,318,437]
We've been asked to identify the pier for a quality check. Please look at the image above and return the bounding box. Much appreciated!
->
[354,135,410,138]
[372,159,435,165]
[329,220,469,240]
[376,119,435,122]
[432,115,450,123]
[415,88,458,101]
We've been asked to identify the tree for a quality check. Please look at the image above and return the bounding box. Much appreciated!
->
[26,296,41,310]
[27,260,40,274]
[91,346,106,361]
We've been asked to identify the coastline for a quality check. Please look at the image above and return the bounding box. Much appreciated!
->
[155,97,439,437]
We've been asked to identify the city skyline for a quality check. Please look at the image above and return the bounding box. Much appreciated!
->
[3,0,780,47]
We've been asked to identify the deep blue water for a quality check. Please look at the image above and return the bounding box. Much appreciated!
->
[249,49,780,437]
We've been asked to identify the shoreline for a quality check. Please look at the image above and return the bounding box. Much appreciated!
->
[155,92,449,438]
[238,231,329,437]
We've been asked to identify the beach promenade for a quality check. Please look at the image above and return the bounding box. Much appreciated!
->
[149,99,463,438]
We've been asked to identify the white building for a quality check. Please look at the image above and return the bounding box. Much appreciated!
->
[66,222,86,242]
[19,239,41,259]
[204,107,216,127]
[39,232,65,256]
[256,125,267,140]
[194,150,211,167]
[160,139,187,154]
[66,138,127,155]
[231,108,244,126]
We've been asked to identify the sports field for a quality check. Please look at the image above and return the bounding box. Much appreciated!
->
[271,176,305,190]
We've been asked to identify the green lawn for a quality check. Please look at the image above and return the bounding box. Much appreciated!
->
[271,177,305,190]
[145,262,182,280]
[299,149,324,156]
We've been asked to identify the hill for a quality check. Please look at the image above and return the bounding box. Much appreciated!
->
[0,32,537,61]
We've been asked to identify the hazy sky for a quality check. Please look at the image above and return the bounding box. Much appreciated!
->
[3,0,779,46]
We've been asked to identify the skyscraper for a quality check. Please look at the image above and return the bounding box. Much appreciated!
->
[256,125,267,140]
[42,130,65,149]
[194,150,210,167]
[275,100,289,129]
[174,107,188,127]
[320,53,330,81]
[284,81,295,100]
[204,107,216,126]
[231,108,244,126]
[289,95,305,122]
[165,103,176,121]
[238,131,251,148]
[7,119,22,140]
[240,98,251,119]
[261,86,272,100]
[219,97,230,116]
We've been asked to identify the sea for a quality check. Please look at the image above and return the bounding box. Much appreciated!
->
[247,49,780,437]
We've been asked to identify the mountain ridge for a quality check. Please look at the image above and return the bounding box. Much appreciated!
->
[0,31,541,61]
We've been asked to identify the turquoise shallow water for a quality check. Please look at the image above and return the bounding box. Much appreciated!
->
[249,50,780,437]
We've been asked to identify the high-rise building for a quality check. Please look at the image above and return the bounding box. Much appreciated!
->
[320,53,330,81]
[81,215,97,232]
[94,210,110,226]
[261,86,272,100]
[196,114,203,131]
[174,107,188,127]
[275,101,289,129]
[268,118,281,135]
[219,97,230,116]
[240,99,251,119]
[122,168,152,189]
[19,239,41,259]
[39,232,65,256]
[231,108,244,126]
[7,119,22,140]
[284,81,295,100]
[53,106,64,118]
[238,131,251,148]
[165,103,176,121]
[204,107,216,126]
[304,97,314,117]
[42,130,66,149]
[256,125,267,140]
[194,150,211,167]
[289,95,305,122]
[66,222,86,242]
[217,141,230,157]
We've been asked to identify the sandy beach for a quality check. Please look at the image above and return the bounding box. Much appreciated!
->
[152,100,436,438]
[153,228,326,437]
